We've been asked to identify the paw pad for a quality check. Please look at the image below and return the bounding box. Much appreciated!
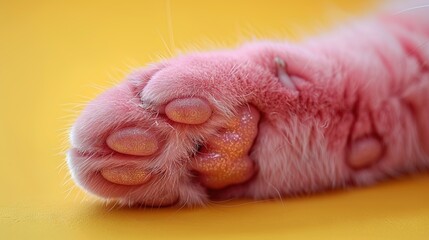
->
[106,127,159,156]
[347,136,384,169]
[192,105,260,189]
[165,98,212,124]
[100,166,152,185]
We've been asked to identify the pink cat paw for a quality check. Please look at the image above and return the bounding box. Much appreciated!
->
[67,60,263,207]
[66,8,429,208]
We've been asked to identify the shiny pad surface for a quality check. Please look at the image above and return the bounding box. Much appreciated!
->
[165,98,212,124]
[100,167,152,185]
[106,128,159,156]
[193,105,260,189]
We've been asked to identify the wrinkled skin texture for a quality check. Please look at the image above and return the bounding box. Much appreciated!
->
[67,9,429,207]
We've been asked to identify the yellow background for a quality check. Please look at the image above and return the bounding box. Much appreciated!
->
[1,0,428,239]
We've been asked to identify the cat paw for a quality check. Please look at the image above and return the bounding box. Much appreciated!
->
[67,56,263,207]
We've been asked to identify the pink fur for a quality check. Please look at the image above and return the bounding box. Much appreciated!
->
[67,6,429,207]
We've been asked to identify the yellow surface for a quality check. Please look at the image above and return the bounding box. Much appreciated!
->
[1,0,428,239]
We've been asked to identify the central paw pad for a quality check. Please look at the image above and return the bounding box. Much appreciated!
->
[192,105,260,189]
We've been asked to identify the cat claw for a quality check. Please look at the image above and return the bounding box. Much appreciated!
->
[275,57,297,90]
